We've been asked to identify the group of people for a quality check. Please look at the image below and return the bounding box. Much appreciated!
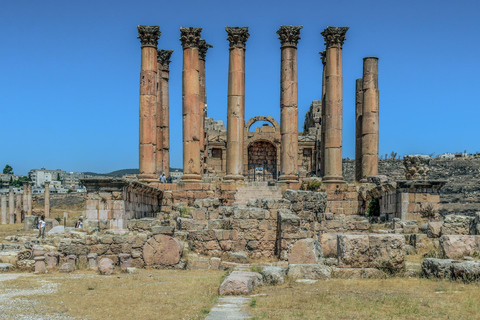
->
[36,215,83,239]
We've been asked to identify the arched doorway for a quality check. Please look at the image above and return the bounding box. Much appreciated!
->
[246,140,278,181]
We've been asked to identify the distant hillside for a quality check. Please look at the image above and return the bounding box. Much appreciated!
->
[83,168,182,177]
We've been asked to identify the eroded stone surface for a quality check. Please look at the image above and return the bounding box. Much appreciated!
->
[287,264,331,280]
[143,234,182,266]
[288,238,323,264]
[98,258,114,275]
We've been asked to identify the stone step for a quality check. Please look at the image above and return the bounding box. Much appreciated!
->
[234,185,283,206]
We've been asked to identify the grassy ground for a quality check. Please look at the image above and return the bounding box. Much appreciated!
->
[0,269,225,320]
[250,277,480,320]
[0,223,30,239]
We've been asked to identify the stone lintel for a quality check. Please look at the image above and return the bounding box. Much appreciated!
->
[277,25,303,47]
[157,50,174,69]
[321,26,349,49]
[180,27,202,49]
[226,27,249,49]
[137,25,161,47]
[198,39,213,61]
[396,180,447,192]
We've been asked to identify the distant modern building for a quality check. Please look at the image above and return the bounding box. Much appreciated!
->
[0,173,18,188]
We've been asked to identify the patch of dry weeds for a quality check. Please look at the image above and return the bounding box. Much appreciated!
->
[250,277,480,319]
[1,269,223,320]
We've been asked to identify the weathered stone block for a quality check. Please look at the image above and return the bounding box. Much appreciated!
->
[320,233,338,257]
[287,264,332,280]
[369,234,405,271]
[439,235,478,259]
[288,238,323,264]
[337,234,370,268]
[143,235,182,266]
[262,266,286,285]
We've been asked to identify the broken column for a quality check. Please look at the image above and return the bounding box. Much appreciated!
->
[277,25,302,183]
[22,181,28,216]
[198,39,213,175]
[15,194,21,223]
[1,195,6,224]
[320,26,349,184]
[355,78,363,181]
[156,49,173,177]
[137,25,161,182]
[225,27,249,181]
[8,187,14,224]
[361,57,379,180]
[44,181,50,218]
[180,27,203,182]
[27,182,32,215]
[34,245,46,274]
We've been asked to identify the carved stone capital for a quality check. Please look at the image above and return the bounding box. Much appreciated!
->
[226,27,249,49]
[137,25,161,47]
[157,50,173,70]
[321,26,349,49]
[277,25,303,47]
[319,50,326,66]
[180,27,202,49]
[198,39,213,61]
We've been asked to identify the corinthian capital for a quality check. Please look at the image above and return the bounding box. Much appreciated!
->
[157,50,173,69]
[319,50,326,66]
[277,25,303,47]
[198,39,213,61]
[180,27,202,49]
[226,27,249,49]
[321,26,349,49]
[137,25,161,47]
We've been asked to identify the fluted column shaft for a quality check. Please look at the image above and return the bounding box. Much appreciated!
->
[199,40,212,176]
[320,51,326,177]
[22,182,28,215]
[44,182,50,219]
[361,57,379,179]
[355,78,363,181]
[137,25,161,182]
[277,26,302,182]
[9,187,14,224]
[27,183,32,215]
[180,27,203,181]
[225,27,249,180]
[321,26,348,184]
[156,50,173,177]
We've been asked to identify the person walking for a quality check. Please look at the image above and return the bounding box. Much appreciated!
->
[37,215,46,239]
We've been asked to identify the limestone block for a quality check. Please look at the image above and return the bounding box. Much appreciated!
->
[87,253,98,270]
[427,222,443,238]
[186,253,210,270]
[59,263,74,273]
[441,215,474,235]
[337,235,370,268]
[118,253,132,271]
[288,238,323,264]
[369,234,405,271]
[450,261,480,280]
[228,252,248,264]
[151,226,175,236]
[143,235,182,266]
[421,258,454,279]
[45,252,60,269]
[0,263,14,272]
[262,266,286,285]
[439,235,478,259]
[98,258,114,275]
[218,271,263,295]
[332,268,385,279]
[177,218,206,230]
[287,264,332,280]
[0,252,19,265]
[320,233,338,257]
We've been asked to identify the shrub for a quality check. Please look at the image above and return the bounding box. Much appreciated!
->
[419,203,438,221]
[366,198,380,217]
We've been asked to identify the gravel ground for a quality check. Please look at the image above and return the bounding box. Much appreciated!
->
[0,273,77,320]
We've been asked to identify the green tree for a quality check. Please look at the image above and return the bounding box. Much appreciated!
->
[3,164,13,174]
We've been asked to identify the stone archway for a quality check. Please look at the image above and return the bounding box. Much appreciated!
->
[246,140,278,181]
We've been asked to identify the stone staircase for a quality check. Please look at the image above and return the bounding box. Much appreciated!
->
[234,184,283,206]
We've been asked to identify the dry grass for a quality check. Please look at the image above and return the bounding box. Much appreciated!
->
[1,269,224,320]
[250,278,480,319]
[0,223,31,239]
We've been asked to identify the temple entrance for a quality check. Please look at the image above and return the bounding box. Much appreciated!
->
[245,140,277,181]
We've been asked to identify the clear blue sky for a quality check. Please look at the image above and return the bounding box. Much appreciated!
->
[1,0,479,176]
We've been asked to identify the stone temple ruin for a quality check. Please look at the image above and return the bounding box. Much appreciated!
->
[3,24,476,287]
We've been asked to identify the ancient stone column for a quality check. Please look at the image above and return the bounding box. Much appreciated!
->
[277,26,302,183]
[198,39,213,175]
[355,78,363,182]
[1,195,6,224]
[22,181,28,215]
[320,26,349,184]
[15,194,21,223]
[137,25,161,182]
[225,27,249,181]
[180,27,203,182]
[44,182,50,218]
[33,245,46,274]
[156,49,173,177]
[8,187,14,224]
[320,51,326,178]
[27,182,32,215]
[361,57,379,179]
